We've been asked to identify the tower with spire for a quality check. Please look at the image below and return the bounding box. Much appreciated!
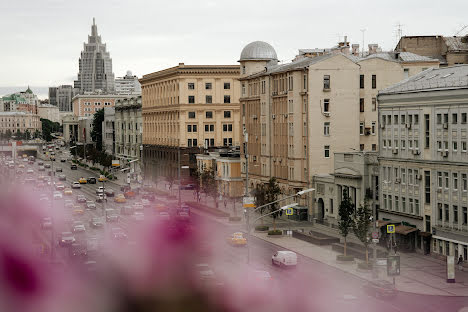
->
[74,18,115,94]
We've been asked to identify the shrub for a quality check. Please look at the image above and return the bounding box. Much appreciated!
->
[267,229,282,236]
[90,167,99,171]
[357,262,373,270]
[255,225,269,231]
[229,216,242,222]
[336,255,354,261]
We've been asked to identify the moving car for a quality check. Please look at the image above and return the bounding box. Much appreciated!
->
[362,280,397,299]
[226,232,247,246]
[114,194,126,203]
[64,188,73,195]
[105,189,115,197]
[55,183,65,191]
[96,187,104,195]
[58,174,66,181]
[98,175,107,182]
[60,158,66,162]
[105,209,119,222]
[85,201,96,210]
[76,194,86,203]
[55,167,62,172]
[110,227,127,241]
[72,182,81,189]
[38,166,45,171]
[79,177,87,184]
[96,193,107,202]
[272,251,297,268]
[44,163,51,168]
[27,168,34,174]
[70,164,77,170]
[73,206,84,215]
[87,177,96,184]
[89,218,103,229]
[38,161,44,166]
[53,191,63,200]
[72,221,86,233]
[41,217,52,229]
[59,232,76,246]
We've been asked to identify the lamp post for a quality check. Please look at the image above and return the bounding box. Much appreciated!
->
[245,188,314,264]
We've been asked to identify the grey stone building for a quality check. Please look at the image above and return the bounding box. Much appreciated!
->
[115,71,141,94]
[378,65,468,258]
[102,107,115,156]
[49,85,78,111]
[74,18,115,94]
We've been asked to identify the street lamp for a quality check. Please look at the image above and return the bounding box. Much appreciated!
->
[69,145,77,159]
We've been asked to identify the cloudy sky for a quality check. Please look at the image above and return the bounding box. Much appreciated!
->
[1,0,468,98]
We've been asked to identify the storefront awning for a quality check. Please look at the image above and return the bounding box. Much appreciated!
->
[395,225,418,235]
[419,231,432,237]
[377,220,392,228]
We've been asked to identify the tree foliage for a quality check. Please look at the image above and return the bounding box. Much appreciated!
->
[254,178,282,230]
[40,118,60,142]
[91,108,104,151]
[338,195,355,256]
[353,199,372,263]
[201,167,218,207]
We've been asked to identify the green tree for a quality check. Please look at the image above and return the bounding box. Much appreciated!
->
[201,167,218,209]
[253,184,268,224]
[192,169,202,202]
[353,199,372,263]
[338,194,355,256]
[40,118,60,142]
[24,130,31,140]
[91,109,104,151]
[5,130,12,140]
[263,178,282,230]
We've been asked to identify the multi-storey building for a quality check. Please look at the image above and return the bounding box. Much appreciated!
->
[102,107,115,155]
[1,87,39,114]
[0,112,41,135]
[115,71,141,94]
[115,95,142,171]
[62,115,79,144]
[239,40,439,220]
[378,65,468,258]
[141,63,241,181]
[74,18,115,94]
[37,104,59,123]
[72,93,129,117]
[49,85,78,111]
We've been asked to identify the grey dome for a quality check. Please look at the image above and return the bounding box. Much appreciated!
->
[239,41,278,61]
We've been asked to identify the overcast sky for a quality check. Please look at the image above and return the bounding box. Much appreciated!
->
[1,0,468,98]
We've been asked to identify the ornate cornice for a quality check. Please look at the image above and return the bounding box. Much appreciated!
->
[140,65,240,84]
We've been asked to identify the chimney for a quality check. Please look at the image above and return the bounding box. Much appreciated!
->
[368,44,379,55]
[352,44,360,56]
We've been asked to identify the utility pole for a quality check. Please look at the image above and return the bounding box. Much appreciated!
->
[360,28,366,57]
[244,129,250,264]
[178,148,181,210]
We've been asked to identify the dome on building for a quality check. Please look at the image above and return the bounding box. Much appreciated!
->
[239,41,278,61]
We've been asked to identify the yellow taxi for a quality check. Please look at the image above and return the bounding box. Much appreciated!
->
[114,194,126,203]
[18,164,25,168]
[98,175,107,182]
[72,206,84,215]
[226,232,247,246]
[79,177,87,184]
[64,188,73,195]
[155,203,167,212]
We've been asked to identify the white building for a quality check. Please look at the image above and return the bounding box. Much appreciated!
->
[37,104,60,123]
[115,71,141,94]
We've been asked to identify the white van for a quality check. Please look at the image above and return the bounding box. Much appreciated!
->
[272,251,297,267]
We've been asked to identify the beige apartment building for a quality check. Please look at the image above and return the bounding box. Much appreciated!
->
[239,41,439,220]
[72,93,129,117]
[140,64,241,181]
[378,65,468,257]
[0,112,41,135]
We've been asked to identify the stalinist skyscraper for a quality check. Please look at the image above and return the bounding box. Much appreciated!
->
[74,18,115,94]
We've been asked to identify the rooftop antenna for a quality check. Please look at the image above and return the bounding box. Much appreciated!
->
[455,25,468,36]
[360,28,366,57]
[395,22,404,48]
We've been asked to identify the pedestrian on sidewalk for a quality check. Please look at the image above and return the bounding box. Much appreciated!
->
[458,255,464,271]
[224,200,227,211]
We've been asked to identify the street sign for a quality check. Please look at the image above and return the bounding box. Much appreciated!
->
[371,231,379,239]
[243,196,255,208]
[376,258,387,266]
[285,207,293,216]
[387,255,400,276]
[372,238,379,243]
[387,224,395,234]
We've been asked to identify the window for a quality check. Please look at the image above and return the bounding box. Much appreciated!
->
[453,113,458,124]
[323,99,330,112]
[324,145,330,158]
[188,96,195,104]
[323,122,330,136]
[454,205,459,223]
[409,198,413,214]
[372,74,377,89]
[404,68,409,79]
[360,144,364,151]
[205,95,212,104]
[359,75,364,89]
[425,114,430,149]
[445,204,449,222]
[188,112,195,119]
[445,172,449,189]
[372,122,376,135]
[408,169,413,185]
[401,140,406,149]
[415,199,419,215]
[187,125,192,132]
[359,122,364,135]
[204,124,214,132]
[394,115,399,125]
[223,124,233,132]
[360,98,364,112]
[454,173,459,190]
[414,114,419,125]
[224,95,231,104]
[463,173,467,192]
[187,139,193,147]
[402,197,406,213]
[224,111,231,118]
[205,82,212,90]
[372,98,376,111]
[223,138,233,146]
[463,141,467,152]
[462,113,467,124]
[425,171,431,204]
[224,82,230,89]
[323,75,330,89]
[437,114,442,124]
[454,141,458,152]
[372,144,377,151]
[444,113,449,124]
[464,207,468,224]
[188,83,195,90]
[383,195,387,209]
[206,111,213,118]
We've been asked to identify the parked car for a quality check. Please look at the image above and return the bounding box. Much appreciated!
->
[60,158,66,162]
[362,280,397,299]
[271,251,297,268]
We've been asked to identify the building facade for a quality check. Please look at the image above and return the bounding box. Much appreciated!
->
[49,85,78,111]
[0,112,41,135]
[62,115,79,144]
[72,93,128,117]
[115,71,141,94]
[1,87,39,114]
[378,65,468,257]
[37,104,60,123]
[102,107,115,156]
[74,18,115,94]
[141,63,241,181]
[115,95,142,171]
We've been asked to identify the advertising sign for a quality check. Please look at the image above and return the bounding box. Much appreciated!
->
[112,160,120,167]
[387,255,400,276]
[243,197,255,208]
[447,255,455,283]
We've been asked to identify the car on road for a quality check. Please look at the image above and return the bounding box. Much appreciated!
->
[85,201,96,210]
[73,206,84,215]
[98,175,107,182]
[44,163,51,169]
[132,203,144,211]
[105,209,119,222]
[27,168,34,174]
[38,166,45,171]
[362,280,397,299]
[110,227,127,241]
[79,177,87,184]
[272,251,297,268]
[105,189,114,197]
[121,206,133,215]
[89,218,103,229]
[226,232,247,246]
[141,199,151,209]
[59,232,76,246]
[53,191,63,200]
[64,188,73,195]
[72,182,81,189]
[72,221,86,233]
[69,243,87,260]
[70,164,77,170]
[87,177,96,184]
[60,158,66,162]
[38,161,44,166]
[76,194,86,203]
[18,164,25,169]
[41,217,52,229]
[142,193,155,202]
[96,187,104,195]
[158,211,170,221]
[55,183,65,191]
[132,211,145,222]
[114,194,126,203]
[96,193,107,202]
[55,167,62,172]
[58,174,66,181]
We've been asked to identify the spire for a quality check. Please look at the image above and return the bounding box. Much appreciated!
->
[91,17,98,37]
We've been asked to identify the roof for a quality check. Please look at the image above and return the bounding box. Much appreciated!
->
[380,65,468,95]
[358,52,437,63]
[443,36,468,52]
[395,225,418,235]
[240,41,278,61]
